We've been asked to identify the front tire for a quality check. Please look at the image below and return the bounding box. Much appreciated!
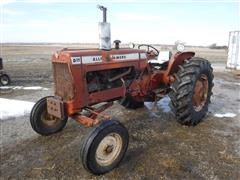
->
[81,120,129,175]
[30,96,68,135]
[169,58,214,126]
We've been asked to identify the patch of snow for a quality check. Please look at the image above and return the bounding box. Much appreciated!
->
[23,86,45,90]
[158,96,171,112]
[0,98,35,120]
[233,82,240,86]
[0,86,48,91]
[0,86,12,90]
[12,86,23,90]
[144,96,171,113]
[214,113,237,118]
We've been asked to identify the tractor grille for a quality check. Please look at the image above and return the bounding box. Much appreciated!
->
[53,62,74,101]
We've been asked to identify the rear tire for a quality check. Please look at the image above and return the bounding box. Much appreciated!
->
[118,96,144,109]
[0,74,11,86]
[169,58,213,126]
[30,96,68,135]
[81,120,129,175]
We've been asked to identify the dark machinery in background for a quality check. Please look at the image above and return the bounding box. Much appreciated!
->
[0,57,11,86]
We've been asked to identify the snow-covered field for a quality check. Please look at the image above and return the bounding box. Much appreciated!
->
[0,86,48,91]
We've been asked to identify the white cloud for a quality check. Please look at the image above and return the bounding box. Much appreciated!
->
[0,6,232,45]
[115,12,165,22]
[2,0,100,3]
[1,16,229,45]
[22,0,64,3]
[1,8,25,16]
[15,15,91,28]
[0,15,98,43]
[0,0,16,6]
[111,23,229,46]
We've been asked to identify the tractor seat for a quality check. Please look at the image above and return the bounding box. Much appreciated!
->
[148,51,172,70]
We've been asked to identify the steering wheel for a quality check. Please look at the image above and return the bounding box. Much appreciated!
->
[138,44,159,56]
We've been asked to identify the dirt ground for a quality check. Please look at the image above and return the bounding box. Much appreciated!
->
[0,44,239,179]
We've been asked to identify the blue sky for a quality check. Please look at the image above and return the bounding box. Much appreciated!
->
[0,0,239,46]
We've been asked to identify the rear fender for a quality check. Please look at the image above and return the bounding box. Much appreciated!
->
[163,52,195,84]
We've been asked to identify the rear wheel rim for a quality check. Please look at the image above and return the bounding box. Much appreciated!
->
[192,74,209,112]
[95,133,123,167]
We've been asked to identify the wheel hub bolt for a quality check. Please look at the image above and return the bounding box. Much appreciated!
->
[105,145,114,154]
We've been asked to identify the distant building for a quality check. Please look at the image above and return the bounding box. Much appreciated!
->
[227,31,240,70]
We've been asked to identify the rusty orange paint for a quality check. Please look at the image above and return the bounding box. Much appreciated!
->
[51,47,195,126]
[163,52,195,84]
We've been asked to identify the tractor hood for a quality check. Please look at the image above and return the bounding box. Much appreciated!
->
[52,48,147,65]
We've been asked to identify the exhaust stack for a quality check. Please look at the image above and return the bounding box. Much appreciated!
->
[98,5,111,50]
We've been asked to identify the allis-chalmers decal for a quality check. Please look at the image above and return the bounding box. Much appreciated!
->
[72,53,146,65]
[71,56,102,65]
[111,53,139,60]
[111,55,126,59]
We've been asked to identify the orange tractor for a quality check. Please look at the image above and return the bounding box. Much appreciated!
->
[30,5,213,175]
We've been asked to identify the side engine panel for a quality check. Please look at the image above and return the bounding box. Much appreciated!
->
[86,67,136,93]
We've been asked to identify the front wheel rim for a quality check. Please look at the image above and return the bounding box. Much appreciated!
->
[192,74,209,112]
[95,133,123,167]
[40,110,62,128]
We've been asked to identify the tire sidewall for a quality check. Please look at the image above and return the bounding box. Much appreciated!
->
[82,121,129,175]
[30,96,68,135]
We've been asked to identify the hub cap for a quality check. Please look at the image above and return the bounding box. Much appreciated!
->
[192,74,209,112]
[96,133,123,166]
[41,110,61,127]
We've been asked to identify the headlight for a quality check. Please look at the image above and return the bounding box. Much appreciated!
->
[177,44,185,52]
